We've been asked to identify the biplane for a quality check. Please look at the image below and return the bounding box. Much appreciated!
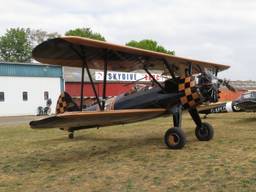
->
[235,91,256,112]
[199,91,256,118]
[30,36,231,149]
[198,101,240,118]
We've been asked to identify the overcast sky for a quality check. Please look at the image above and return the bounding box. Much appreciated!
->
[0,0,255,80]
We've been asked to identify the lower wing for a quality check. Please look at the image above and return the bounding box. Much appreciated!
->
[30,109,167,129]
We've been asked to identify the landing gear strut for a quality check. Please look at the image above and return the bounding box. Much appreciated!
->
[189,108,214,141]
[165,105,186,149]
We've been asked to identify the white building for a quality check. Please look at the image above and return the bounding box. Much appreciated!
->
[0,62,64,116]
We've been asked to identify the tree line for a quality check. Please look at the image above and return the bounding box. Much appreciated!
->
[0,27,174,63]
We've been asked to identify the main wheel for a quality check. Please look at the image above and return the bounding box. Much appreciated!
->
[195,122,214,141]
[164,127,186,149]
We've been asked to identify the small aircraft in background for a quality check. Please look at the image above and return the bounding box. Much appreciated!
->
[234,91,256,112]
[198,101,240,118]
[199,91,256,118]
[30,36,232,149]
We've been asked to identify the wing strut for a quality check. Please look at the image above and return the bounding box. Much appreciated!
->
[188,62,193,75]
[84,56,103,110]
[80,60,85,111]
[69,44,103,111]
[102,49,108,110]
[143,66,165,90]
[69,45,86,111]
[215,68,219,76]
[163,59,178,81]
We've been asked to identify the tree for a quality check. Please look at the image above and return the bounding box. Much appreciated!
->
[29,29,61,46]
[65,28,106,41]
[0,28,32,62]
[126,39,175,55]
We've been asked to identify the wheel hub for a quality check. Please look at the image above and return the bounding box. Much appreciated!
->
[199,127,208,137]
[168,133,180,145]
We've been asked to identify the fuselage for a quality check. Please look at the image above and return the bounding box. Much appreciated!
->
[85,82,183,112]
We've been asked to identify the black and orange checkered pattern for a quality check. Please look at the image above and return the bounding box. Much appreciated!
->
[56,92,67,114]
[56,92,80,114]
[178,76,201,109]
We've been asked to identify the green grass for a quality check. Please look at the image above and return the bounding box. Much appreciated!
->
[0,112,256,192]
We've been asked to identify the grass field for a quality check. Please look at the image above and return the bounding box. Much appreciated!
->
[0,112,256,192]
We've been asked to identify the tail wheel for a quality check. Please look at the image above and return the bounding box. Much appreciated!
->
[195,122,214,141]
[68,132,74,139]
[164,127,186,149]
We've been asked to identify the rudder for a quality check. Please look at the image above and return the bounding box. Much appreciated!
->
[56,92,80,114]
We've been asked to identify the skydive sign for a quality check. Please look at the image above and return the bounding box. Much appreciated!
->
[95,71,165,82]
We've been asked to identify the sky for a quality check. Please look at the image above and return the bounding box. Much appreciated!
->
[0,0,255,80]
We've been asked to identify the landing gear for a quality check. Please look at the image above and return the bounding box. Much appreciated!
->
[165,104,216,149]
[189,108,214,141]
[164,127,186,149]
[165,105,186,149]
[195,122,214,141]
[68,131,74,139]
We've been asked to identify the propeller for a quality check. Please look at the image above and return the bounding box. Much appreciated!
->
[202,71,236,92]
[217,78,236,92]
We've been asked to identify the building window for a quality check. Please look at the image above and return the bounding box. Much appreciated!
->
[44,91,49,100]
[23,92,28,101]
[0,92,4,102]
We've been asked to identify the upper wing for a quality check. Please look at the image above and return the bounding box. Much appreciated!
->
[32,36,230,76]
[30,109,167,129]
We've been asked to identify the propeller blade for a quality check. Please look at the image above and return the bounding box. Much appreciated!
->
[202,71,236,92]
[218,79,236,92]
[223,80,236,92]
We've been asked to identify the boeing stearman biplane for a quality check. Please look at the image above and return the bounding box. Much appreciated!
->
[30,36,231,149]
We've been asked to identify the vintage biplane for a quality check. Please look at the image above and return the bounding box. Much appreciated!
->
[30,36,231,149]
[235,91,256,112]
[198,101,240,118]
[199,91,256,117]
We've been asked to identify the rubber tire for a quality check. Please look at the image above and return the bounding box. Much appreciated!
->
[68,132,74,139]
[164,127,186,149]
[195,122,214,141]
